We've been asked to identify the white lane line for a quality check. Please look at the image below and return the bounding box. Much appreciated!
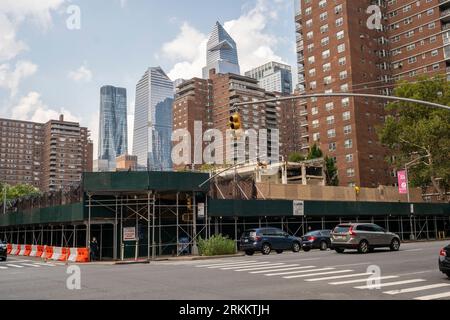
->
[220,262,273,270]
[415,291,450,300]
[265,267,334,277]
[251,266,315,274]
[401,249,424,253]
[384,283,450,295]
[6,264,24,268]
[233,263,287,272]
[284,269,354,280]
[306,273,372,282]
[4,259,31,263]
[196,261,256,268]
[330,276,399,285]
[21,263,41,268]
[0,266,8,269]
[355,279,426,290]
[33,262,56,267]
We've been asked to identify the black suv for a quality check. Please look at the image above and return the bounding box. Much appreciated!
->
[240,228,301,255]
[0,240,7,261]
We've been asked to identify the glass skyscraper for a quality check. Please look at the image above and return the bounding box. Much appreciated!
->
[202,21,241,79]
[133,67,174,171]
[98,85,128,171]
[245,62,293,94]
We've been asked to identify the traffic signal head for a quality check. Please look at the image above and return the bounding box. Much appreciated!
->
[229,113,241,130]
[355,186,361,195]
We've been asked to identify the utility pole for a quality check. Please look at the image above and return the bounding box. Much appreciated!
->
[3,184,7,215]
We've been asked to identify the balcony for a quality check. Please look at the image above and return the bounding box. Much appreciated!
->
[441,8,450,23]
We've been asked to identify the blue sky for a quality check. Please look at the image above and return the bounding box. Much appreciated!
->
[0,0,297,158]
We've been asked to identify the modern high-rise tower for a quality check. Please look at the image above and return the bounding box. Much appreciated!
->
[98,85,128,171]
[133,67,174,171]
[202,21,241,79]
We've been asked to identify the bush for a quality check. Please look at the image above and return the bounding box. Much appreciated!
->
[198,234,236,256]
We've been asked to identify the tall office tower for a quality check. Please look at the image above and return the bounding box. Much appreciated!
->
[133,67,174,171]
[202,21,241,79]
[245,61,294,94]
[42,115,93,192]
[295,0,450,188]
[97,85,128,171]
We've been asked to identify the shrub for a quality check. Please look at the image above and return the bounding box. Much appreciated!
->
[197,234,236,256]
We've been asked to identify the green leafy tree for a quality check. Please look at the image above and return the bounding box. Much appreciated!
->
[325,156,339,186]
[288,152,305,163]
[0,183,41,201]
[307,143,323,160]
[378,76,450,197]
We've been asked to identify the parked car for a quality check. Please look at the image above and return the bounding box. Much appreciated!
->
[439,244,450,278]
[331,223,401,254]
[301,230,332,252]
[240,228,301,256]
[0,240,7,261]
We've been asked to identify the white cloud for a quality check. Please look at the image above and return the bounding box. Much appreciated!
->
[68,64,93,83]
[0,13,28,62]
[0,60,38,96]
[11,91,80,124]
[163,0,286,80]
[119,0,127,8]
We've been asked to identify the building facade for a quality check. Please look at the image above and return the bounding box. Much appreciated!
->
[133,67,174,171]
[245,61,293,94]
[0,115,93,191]
[98,85,128,171]
[202,22,241,79]
[294,0,450,188]
[116,154,138,171]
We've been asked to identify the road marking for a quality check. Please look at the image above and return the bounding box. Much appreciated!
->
[384,283,450,295]
[6,264,24,268]
[401,249,424,253]
[196,260,257,267]
[355,279,426,290]
[21,263,41,268]
[414,291,450,300]
[283,269,354,279]
[329,276,399,285]
[220,262,273,270]
[265,267,334,277]
[251,266,315,274]
[33,262,57,267]
[5,259,31,263]
[0,266,8,269]
[233,263,288,272]
[306,273,373,282]
[327,262,373,268]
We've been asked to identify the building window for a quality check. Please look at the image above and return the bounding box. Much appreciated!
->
[344,139,353,149]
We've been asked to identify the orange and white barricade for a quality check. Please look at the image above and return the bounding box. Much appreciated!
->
[43,246,53,260]
[51,247,62,260]
[11,244,20,255]
[7,244,12,254]
[29,245,39,257]
[23,245,32,256]
[36,245,45,258]
[57,247,70,261]
[68,248,90,263]
[18,245,27,256]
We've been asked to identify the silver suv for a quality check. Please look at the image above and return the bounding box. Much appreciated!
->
[331,223,401,254]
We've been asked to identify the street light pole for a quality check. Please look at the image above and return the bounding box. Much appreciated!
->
[2,184,7,215]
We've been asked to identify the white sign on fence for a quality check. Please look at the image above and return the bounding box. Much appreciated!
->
[198,203,205,219]
[293,200,305,216]
[123,227,136,241]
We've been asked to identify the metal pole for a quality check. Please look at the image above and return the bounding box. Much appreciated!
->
[176,192,179,256]
[135,199,138,261]
[3,184,6,215]
[61,225,64,247]
[152,193,156,260]
[120,197,124,261]
[100,224,103,261]
[234,217,238,253]
[147,191,150,261]
[192,191,198,255]
[73,225,76,248]
[425,216,429,240]
[88,195,92,251]
[114,196,118,260]
[400,216,404,241]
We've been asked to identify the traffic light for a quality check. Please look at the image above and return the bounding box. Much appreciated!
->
[355,186,361,195]
[229,113,241,130]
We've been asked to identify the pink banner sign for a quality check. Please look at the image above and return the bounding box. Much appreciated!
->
[397,170,408,194]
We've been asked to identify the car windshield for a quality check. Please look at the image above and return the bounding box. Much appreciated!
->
[334,226,351,233]
[305,231,320,236]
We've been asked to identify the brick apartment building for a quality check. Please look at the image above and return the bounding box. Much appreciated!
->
[294,0,450,187]
[0,115,93,192]
[173,70,302,169]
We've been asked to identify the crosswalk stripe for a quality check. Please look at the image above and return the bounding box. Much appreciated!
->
[414,291,450,300]
[251,266,315,274]
[33,263,56,267]
[6,264,24,268]
[266,267,334,277]
[355,279,426,290]
[384,283,450,295]
[284,269,354,279]
[21,263,41,268]
[220,262,273,270]
[196,261,256,268]
[0,266,7,269]
[233,263,287,272]
[329,276,399,285]
[306,273,373,282]
[207,262,265,269]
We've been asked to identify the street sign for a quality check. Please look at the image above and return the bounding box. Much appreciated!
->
[123,227,136,241]
[198,203,205,219]
[293,200,305,216]
[397,171,408,194]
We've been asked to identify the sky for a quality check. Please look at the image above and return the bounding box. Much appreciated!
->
[0,0,298,160]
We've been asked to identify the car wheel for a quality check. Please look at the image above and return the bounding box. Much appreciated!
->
[245,250,254,256]
[292,242,301,253]
[335,248,345,253]
[276,250,283,254]
[261,243,271,255]
[303,247,311,252]
[390,238,400,252]
[320,241,328,251]
[358,240,369,254]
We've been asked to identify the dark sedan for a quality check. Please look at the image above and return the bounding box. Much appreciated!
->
[439,244,450,278]
[240,228,301,256]
[301,230,332,252]
[0,240,7,261]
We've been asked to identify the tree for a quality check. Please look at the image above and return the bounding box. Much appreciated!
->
[0,183,41,201]
[307,143,323,160]
[288,152,305,163]
[378,76,450,197]
[325,156,339,186]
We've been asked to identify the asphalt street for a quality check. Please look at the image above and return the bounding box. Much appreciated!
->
[1,240,449,300]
